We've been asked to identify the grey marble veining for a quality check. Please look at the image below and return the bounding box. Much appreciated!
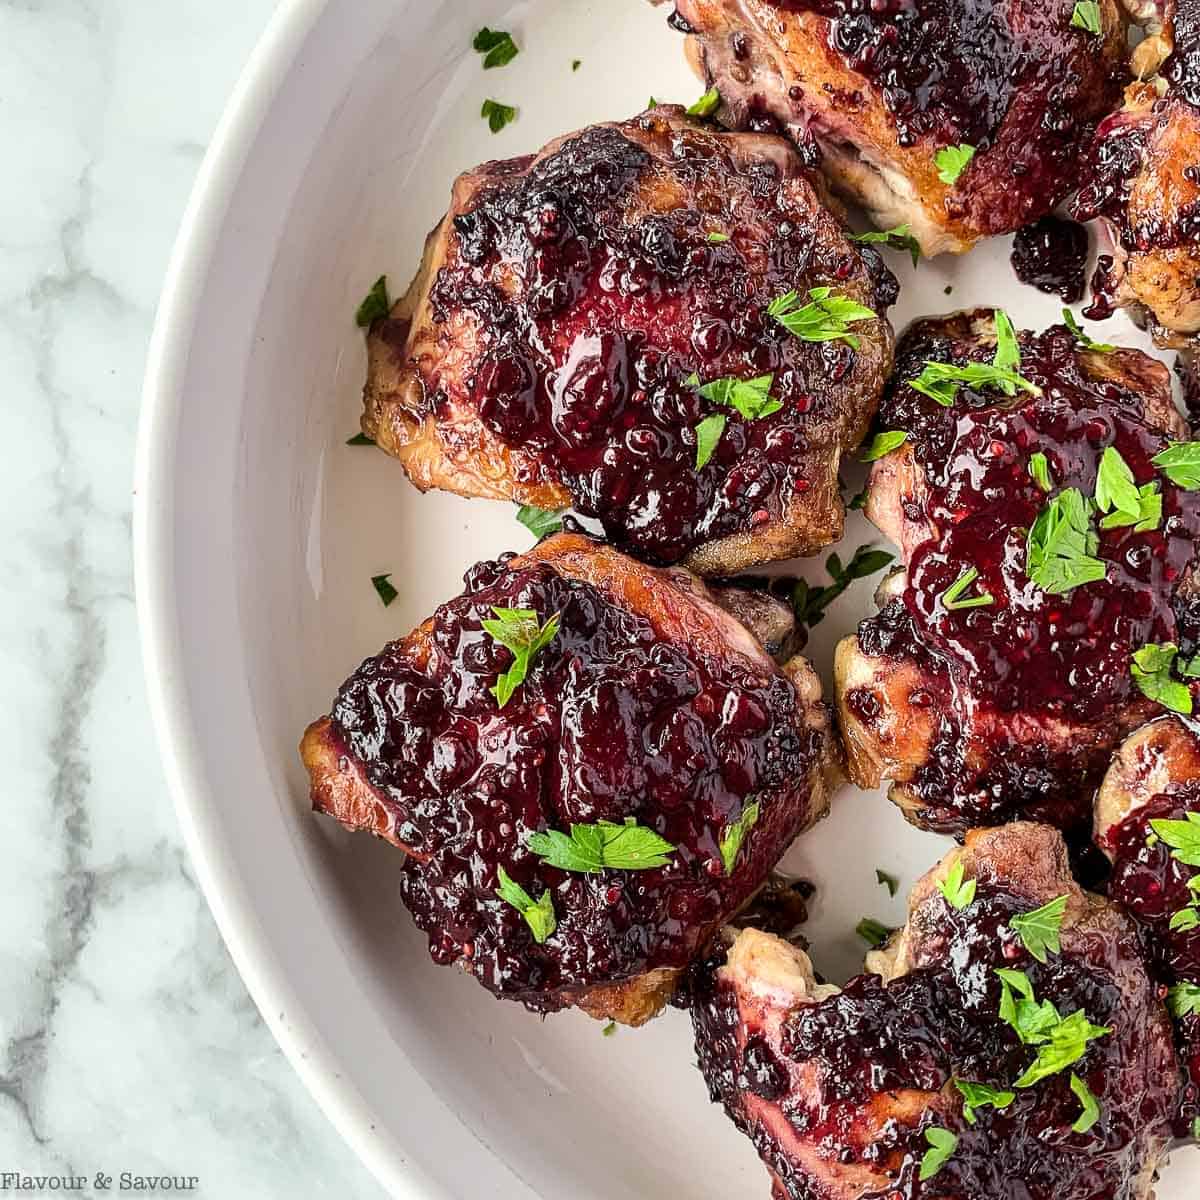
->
[0,3,383,1195]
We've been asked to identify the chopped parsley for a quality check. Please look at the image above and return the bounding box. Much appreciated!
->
[1070,1074,1101,1132]
[527,818,676,873]
[768,287,877,350]
[346,432,375,446]
[1062,307,1114,353]
[572,59,582,72]
[1168,981,1200,1018]
[707,231,730,244]
[1071,1,1103,34]
[355,275,390,327]
[1148,812,1200,868]
[686,86,721,118]
[935,143,976,185]
[1026,488,1106,595]
[1013,1009,1111,1088]
[1152,441,1200,490]
[940,565,994,612]
[910,310,1040,406]
[481,99,517,133]
[790,545,895,629]
[919,1128,958,1180]
[1095,446,1161,532]
[860,430,908,462]
[602,1020,616,1036]
[1009,895,1069,963]
[689,372,783,420]
[694,412,727,469]
[371,574,398,607]
[481,606,560,707]
[516,504,563,539]
[719,800,761,875]
[997,968,1062,1045]
[939,860,977,910]
[849,224,921,268]
[954,1080,1015,1125]
[495,867,556,944]
[473,27,519,69]
[856,917,893,948]
[993,309,1021,372]
[1029,452,1053,493]
[1131,642,1194,715]
[876,868,899,897]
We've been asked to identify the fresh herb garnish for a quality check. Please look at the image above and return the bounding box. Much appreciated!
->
[1062,307,1115,353]
[694,412,727,469]
[707,231,730,244]
[910,310,1040,406]
[1168,981,1200,1018]
[954,1080,1015,1125]
[371,574,398,607]
[1172,895,1200,932]
[1152,442,1200,490]
[1013,1009,1111,1088]
[1029,452,1053,492]
[481,606,560,708]
[941,565,994,612]
[516,505,563,539]
[355,275,390,327]
[602,1021,616,1036]
[688,372,782,420]
[790,545,895,629]
[1148,811,1200,867]
[1193,1117,1200,1140]
[919,1128,958,1180]
[572,59,582,72]
[997,969,1063,1045]
[473,27,519,69]
[347,432,376,446]
[856,917,893,948]
[848,487,868,510]
[1009,895,1069,963]
[527,818,676,873]
[495,867,556,944]
[993,310,1021,372]
[939,860,977,910]
[1070,1074,1101,1132]
[849,224,921,268]
[876,868,899,897]
[1131,643,1194,715]
[719,801,761,875]
[768,287,877,350]
[1070,1,1103,34]
[481,99,517,133]
[860,430,908,462]
[935,143,976,185]
[686,86,721,118]
[1095,446,1161,531]
[1026,488,1106,595]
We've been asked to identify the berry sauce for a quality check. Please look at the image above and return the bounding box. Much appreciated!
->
[325,552,823,1010]
[691,883,1178,1198]
[850,315,1200,832]
[416,112,895,565]
[1010,217,1089,302]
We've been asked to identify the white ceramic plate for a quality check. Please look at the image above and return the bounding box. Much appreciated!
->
[134,1,1200,1196]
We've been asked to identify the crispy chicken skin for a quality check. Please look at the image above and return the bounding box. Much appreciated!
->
[665,0,1131,256]
[301,533,838,1025]
[690,824,1179,1199]
[362,105,896,574]
[835,311,1200,835]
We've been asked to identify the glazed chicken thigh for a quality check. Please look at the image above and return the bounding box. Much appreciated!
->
[690,824,1180,1199]
[300,533,837,1024]
[664,0,1132,255]
[836,311,1200,834]
[362,105,895,574]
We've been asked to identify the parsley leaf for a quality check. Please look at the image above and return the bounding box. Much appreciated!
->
[1148,811,1200,867]
[790,545,895,629]
[686,86,721,118]
[346,432,376,446]
[481,99,517,133]
[1152,442,1200,490]
[876,868,899,897]
[602,1020,616,1036]
[996,968,1062,1045]
[495,867,556,944]
[935,143,976,185]
[516,505,563,539]
[860,430,908,462]
[1062,307,1115,353]
[371,574,398,607]
[939,860,977,910]
[572,59,582,72]
[1026,488,1106,595]
[1012,1008,1111,1088]
[527,818,676,873]
[694,412,727,469]
[473,27,519,69]
[910,310,1039,406]
[768,287,876,350]
[1029,452,1053,492]
[1010,895,1069,963]
[719,800,761,875]
[1070,1073,1101,1132]
[707,231,730,244]
[481,606,560,708]
[919,1128,958,1180]
[1095,446,1162,531]
[992,309,1021,373]
[689,372,782,420]
[941,565,994,611]
[355,275,390,327]
[849,224,921,268]
[1170,907,1200,932]
[1131,642,1194,715]
[1193,1117,1200,1140]
[1169,981,1200,1018]
[856,917,893,948]
[954,1080,1015,1125]
[1071,1,1103,34]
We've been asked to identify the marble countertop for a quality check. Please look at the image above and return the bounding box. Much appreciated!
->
[0,3,383,1195]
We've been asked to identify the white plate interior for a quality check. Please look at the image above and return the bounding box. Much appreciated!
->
[140,0,1200,1195]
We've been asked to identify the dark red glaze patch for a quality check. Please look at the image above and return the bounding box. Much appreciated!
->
[691,887,1177,1198]
[421,118,893,564]
[1164,0,1200,109]
[1010,217,1089,302]
[328,555,821,1009]
[858,319,1200,830]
